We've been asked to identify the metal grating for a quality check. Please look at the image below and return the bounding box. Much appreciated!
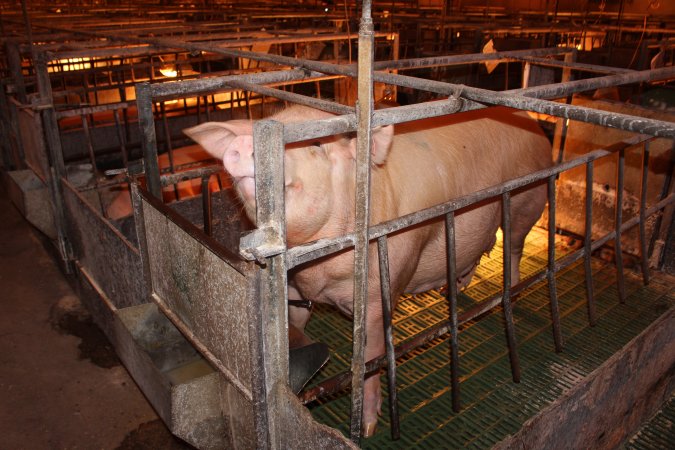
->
[304,227,675,447]
[625,392,675,450]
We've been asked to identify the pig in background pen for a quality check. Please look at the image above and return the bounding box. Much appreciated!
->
[184,104,553,437]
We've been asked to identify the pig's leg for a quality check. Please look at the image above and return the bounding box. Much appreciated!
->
[508,182,547,285]
[288,285,313,349]
[362,306,385,438]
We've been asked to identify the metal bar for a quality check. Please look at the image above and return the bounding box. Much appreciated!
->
[201,176,212,237]
[112,109,129,168]
[547,176,564,352]
[639,142,651,285]
[648,140,675,267]
[511,55,633,75]
[507,66,675,99]
[159,165,222,187]
[135,82,162,199]
[615,147,626,303]
[584,161,597,326]
[350,0,375,441]
[501,192,521,383]
[251,119,288,449]
[34,51,73,271]
[445,211,460,413]
[225,78,354,116]
[376,236,400,441]
[80,114,99,173]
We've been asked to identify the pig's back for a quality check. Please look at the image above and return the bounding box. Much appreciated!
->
[380,107,551,218]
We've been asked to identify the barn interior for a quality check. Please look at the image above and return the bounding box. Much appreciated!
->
[0,0,674,449]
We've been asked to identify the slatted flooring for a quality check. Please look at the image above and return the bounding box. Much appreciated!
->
[304,227,675,448]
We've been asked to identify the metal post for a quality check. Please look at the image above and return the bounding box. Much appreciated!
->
[584,161,597,326]
[639,142,651,284]
[34,51,73,272]
[547,176,564,352]
[445,211,461,412]
[135,82,162,199]
[501,192,521,383]
[251,119,289,450]
[350,0,375,443]
[615,148,627,303]
[377,236,400,440]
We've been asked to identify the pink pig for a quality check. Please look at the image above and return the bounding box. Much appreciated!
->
[184,105,552,437]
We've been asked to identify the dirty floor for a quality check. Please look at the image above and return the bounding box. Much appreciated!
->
[0,184,190,449]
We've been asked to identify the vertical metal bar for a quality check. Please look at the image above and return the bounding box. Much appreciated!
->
[444,211,461,412]
[615,148,626,303]
[252,119,288,449]
[639,141,651,285]
[648,140,674,266]
[201,175,212,236]
[584,161,597,326]
[80,115,99,173]
[135,82,162,199]
[113,109,129,168]
[376,236,400,440]
[501,192,521,383]
[34,51,72,272]
[351,0,375,442]
[547,176,564,352]
[160,101,179,200]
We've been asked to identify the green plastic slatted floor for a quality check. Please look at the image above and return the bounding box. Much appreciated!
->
[624,392,675,449]
[303,228,675,448]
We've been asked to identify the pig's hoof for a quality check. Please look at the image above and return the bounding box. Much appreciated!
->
[363,421,378,438]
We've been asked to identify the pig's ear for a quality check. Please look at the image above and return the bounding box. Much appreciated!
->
[183,121,253,160]
[370,124,395,165]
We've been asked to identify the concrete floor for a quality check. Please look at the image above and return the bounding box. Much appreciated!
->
[0,184,189,449]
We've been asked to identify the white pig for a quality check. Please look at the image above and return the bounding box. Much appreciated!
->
[184,105,552,437]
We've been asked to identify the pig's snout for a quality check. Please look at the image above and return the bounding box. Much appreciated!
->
[222,135,254,179]
[222,135,256,201]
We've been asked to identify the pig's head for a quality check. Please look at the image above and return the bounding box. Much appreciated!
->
[184,106,394,245]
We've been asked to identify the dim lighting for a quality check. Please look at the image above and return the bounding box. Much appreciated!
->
[325,8,329,12]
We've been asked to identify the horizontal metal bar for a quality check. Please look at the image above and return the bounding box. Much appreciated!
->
[159,165,222,187]
[507,65,675,99]
[224,78,354,116]
[55,101,133,119]
[511,55,633,75]
[371,47,571,72]
[147,69,319,99]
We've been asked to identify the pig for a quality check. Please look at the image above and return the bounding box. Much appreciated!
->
[104,145,226,220]
[184,104,552,437]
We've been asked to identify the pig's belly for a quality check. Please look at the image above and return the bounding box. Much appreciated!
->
[403,202,501,294]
